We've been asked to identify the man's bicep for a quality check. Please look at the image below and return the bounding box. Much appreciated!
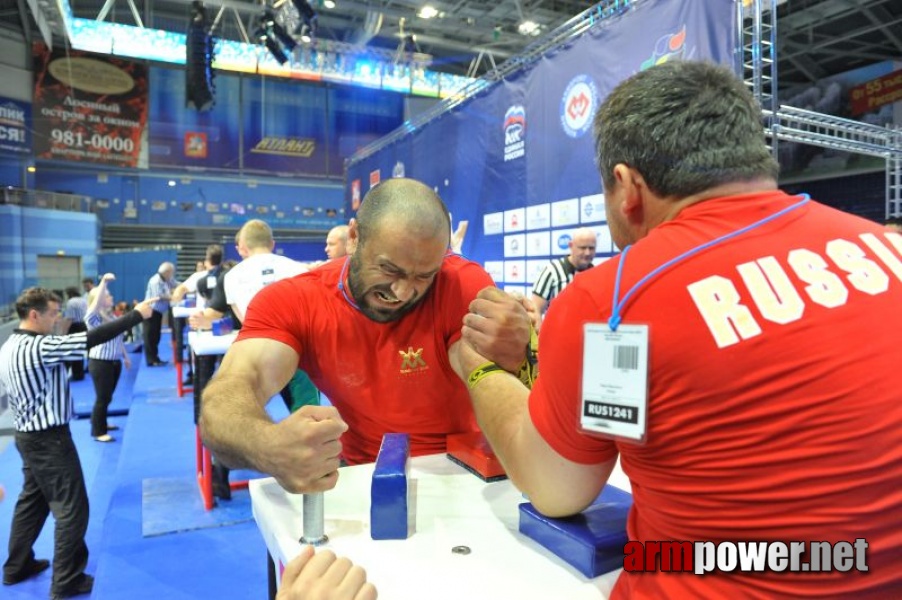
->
[215,338,298,404]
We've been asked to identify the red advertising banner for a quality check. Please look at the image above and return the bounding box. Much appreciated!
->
[32,43,149,168]
[849,68,902,117]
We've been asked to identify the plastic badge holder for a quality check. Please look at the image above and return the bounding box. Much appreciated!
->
[370,433,412,540]
[518,484,632,577]
[181,294,196,308]
[211,316,233,336]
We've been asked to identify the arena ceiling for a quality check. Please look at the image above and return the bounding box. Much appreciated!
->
[1,0,900,90]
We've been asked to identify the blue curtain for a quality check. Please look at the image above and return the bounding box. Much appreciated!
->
[98,249,178,307]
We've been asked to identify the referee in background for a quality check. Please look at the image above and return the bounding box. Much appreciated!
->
[0,287,155,599]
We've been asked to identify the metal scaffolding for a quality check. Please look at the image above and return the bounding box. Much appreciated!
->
[741,0,902,219]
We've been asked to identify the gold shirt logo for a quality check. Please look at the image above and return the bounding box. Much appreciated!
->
[399,347,428,373]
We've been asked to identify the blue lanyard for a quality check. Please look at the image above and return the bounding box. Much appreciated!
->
[608,194,810,331]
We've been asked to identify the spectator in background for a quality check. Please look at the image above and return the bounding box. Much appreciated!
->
[187,245,228,331]
[143,262,176,367]
[85,273,130,443]
[530,227,597,326]
[324,224,350,259]
[225,220,309,324]
[0,287,155,599]
[171,258,210,385]
[62,287,88,381]
[80,278,95,297]
[187,245,237,500]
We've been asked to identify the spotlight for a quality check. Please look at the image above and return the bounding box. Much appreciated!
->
[257,11,293,64]
[270,20,297,51]
[264,37,289,64]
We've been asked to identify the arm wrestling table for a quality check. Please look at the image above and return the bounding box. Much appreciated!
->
[187,330,239,510]
[250,453,632,599]
[171,305,195,397]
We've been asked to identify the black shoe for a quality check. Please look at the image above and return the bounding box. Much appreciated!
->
[50,573,94,599]
[3,558,50,585]
[211,463,231,500]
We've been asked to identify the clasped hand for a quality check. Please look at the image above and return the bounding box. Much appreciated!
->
[457,286,533,376]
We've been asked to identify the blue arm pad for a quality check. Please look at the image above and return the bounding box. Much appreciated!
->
[370,433,411,540]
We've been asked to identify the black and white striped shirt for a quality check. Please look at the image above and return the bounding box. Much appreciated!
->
[531,256,577,303]
[64,296,88,322]
[86,312,124,361]
[0,330,87,432]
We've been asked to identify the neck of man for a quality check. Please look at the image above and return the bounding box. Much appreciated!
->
[651,178,780,229]
[247,247,272,257]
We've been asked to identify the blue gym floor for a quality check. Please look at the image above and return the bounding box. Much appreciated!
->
[0,331,280,599]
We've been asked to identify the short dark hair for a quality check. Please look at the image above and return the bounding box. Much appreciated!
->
[16,287,62,319]
[356,178,450,252]
[594,61,779,198]
[206,244,224,266]
[65,286,80,299]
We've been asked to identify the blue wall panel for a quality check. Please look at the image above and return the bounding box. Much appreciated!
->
[0,205,98,308]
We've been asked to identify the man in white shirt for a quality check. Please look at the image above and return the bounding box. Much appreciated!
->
[225,220,309,323]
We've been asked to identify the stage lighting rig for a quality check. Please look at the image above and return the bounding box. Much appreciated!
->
[186,0,216,110]
[258,9,295,64]
[291,0,318,41]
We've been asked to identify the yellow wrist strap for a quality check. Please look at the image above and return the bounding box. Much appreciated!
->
[517,324,539,389]
[467,361,505,390]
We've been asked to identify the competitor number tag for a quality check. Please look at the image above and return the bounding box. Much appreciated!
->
[580,322,649,443]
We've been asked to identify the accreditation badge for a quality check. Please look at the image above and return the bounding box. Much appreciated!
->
[580,323,649,443]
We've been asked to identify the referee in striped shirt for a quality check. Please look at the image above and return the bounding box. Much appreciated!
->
[0,287,155,599]
[530,227,598,327]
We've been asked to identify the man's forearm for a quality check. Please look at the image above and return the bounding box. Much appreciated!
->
[200,373,275,471]
[467,370,610,517]
[468,372,533,486]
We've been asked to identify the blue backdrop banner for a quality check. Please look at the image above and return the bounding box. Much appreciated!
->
[346,0,737,294]
[0,97,31,155]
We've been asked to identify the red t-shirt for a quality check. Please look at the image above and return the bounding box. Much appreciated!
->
[531,191,902,597]
[238,254,493,465]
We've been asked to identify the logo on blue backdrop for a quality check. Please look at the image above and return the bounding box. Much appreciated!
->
[557,233,573,251]
[560,75,598,138]
[392,161,406,178]
[640,25,687,71]
[503,105,525,162]
[0,99,29,154]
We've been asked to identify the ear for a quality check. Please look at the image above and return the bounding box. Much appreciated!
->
[348,218,359,243]
[611,164,646,224]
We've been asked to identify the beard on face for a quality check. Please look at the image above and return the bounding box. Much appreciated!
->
[346,255,424,323]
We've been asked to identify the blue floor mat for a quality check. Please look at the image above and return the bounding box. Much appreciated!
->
[141,476,254,537]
